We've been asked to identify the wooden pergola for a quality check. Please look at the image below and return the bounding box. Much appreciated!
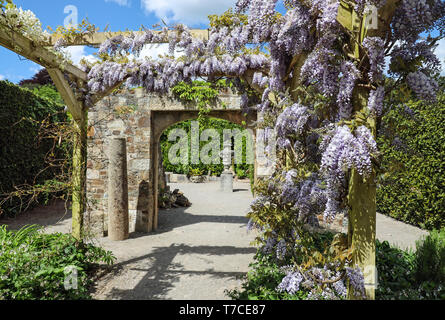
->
[0,1,402,299]
[0,13,210,239]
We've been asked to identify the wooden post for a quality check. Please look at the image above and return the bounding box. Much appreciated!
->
[108,138,130,241]
[347,84,378,299]
[348,169,377,299]
[71,112,87,240]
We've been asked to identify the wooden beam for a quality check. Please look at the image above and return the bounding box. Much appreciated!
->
[0,19,87,81]
[48,29,210,47]
[90,79,127,106]
[47,68,84,122]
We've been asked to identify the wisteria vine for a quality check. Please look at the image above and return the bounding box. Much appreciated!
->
[2,0,444,299]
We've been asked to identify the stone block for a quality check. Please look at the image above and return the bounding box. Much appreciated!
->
[220,172,234,193]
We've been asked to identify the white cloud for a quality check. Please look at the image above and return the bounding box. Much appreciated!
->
[29,64,43,74]
[105,0,131,6]
[139,44,169,59]
[0,75,5,80]
[434,37,445,75]
[141,0,236,25]
[136,43,184,60]
[62,46,98,66]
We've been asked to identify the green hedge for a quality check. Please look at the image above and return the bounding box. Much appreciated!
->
[161,117,253,178]
[377,91,445,230]
[0,81,65,216]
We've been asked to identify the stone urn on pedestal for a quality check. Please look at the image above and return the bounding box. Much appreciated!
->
[220,138,234,193]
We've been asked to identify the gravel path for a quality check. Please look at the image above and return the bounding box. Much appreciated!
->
[91,181,257,300]
[0,181,430,299]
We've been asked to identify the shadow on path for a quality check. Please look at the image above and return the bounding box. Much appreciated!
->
[99,244,257,300]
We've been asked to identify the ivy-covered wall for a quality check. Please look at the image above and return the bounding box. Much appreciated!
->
[377,90,445,230]
[0,81,65,216]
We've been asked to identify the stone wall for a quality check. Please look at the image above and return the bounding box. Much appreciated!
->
[85,88,244,237]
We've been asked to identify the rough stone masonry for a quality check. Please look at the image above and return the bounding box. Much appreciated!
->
[85,87,262,237]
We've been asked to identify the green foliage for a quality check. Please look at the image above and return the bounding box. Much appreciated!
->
[171,80,230,119]
[160,118,252,178]
[0,225,115,300]
[230,233,445,301]
[375,241,416,299]
[377,91,445,230]
[226,251,309,300]
[376,232,445,300]
[0,81,66,217]
[208,8,248,29]
[413,229,445,284]
[31,85,64,105]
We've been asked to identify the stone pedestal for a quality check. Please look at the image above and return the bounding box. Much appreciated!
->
[220,171,234,193]
[108,138,129,241]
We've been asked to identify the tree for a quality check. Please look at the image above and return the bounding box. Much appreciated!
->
[19,68,54,88]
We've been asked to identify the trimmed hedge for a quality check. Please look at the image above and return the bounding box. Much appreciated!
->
[0,81,65,216]
[377,91,445,230]
[161,117,253,178]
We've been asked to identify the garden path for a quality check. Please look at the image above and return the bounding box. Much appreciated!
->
[1,181,430,299]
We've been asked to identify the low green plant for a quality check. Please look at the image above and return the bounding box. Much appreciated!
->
[229,231,445,300]
[189,167,205,177]
[236,168,248,179]
[376,230,445,300]
[226,251,310,300]
[413,228,445,284]
[0,225,115,300]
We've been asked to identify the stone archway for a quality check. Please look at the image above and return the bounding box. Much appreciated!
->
[85,88,262,237]
[150,110,258,232]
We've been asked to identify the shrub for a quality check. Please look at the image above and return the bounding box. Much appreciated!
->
[413,228,445,284]
[230,234,445,300]
[226,251,310,300]
[376,231,445,300]
[160,118,252,178]
[0,81,66,217]
[377,91,445,230]
[0,225,115,300]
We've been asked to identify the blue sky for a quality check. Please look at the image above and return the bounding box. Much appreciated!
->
[0,0,245,82]
[0,0,443,83]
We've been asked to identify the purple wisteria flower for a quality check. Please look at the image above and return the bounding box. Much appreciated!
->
[368,86,385,116]
[277,271,304,295]
[345,266,366,298]
[320,125,377,220]
[275,104,310,149]
[337,61,360,121]
[406,71,439,102]
[362,37,385,83]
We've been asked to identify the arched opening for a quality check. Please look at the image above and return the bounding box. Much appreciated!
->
[150,110,258,232]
